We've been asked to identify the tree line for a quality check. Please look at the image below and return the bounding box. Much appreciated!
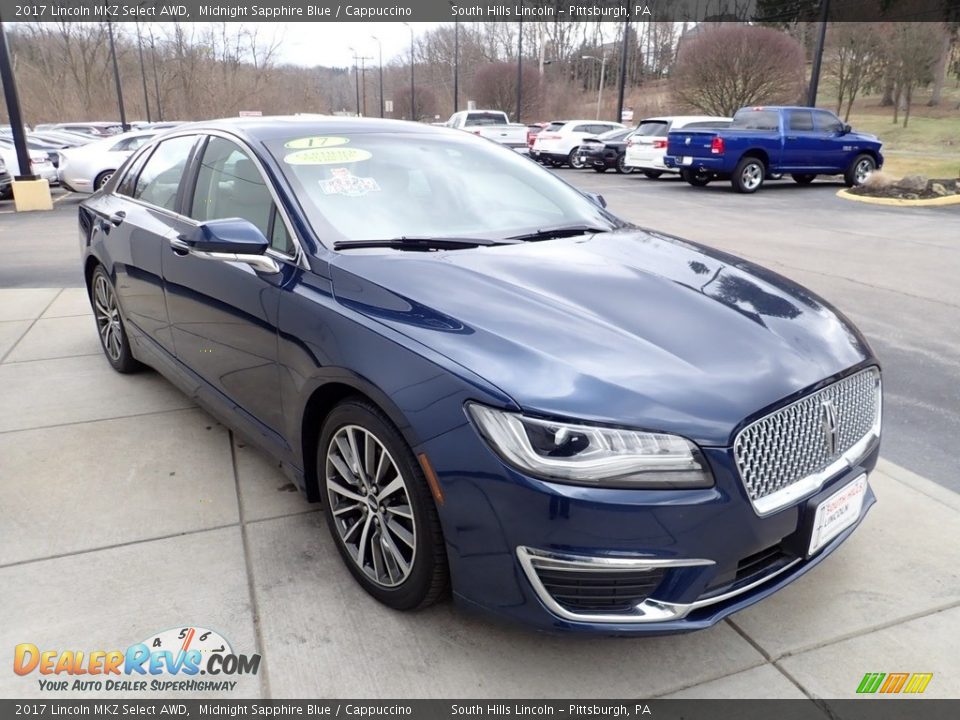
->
[0,21,956,128]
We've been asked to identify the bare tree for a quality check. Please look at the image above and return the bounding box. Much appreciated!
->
[827,23,884,121]
[886,22,941,127]
[671,25,806,117]
[471,62,542,120]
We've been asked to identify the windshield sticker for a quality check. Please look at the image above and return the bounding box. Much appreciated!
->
[284,147,372,165]
[283,136,350,149]
[319,168,381,197]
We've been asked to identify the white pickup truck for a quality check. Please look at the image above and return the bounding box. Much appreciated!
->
[445,110,528,151]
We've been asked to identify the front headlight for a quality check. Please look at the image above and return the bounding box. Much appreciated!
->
[466,403,713,489]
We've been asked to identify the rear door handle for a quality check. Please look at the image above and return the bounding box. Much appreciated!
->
[109,211,126,226]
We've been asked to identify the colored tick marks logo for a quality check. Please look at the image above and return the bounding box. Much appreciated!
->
[857,672,933,694]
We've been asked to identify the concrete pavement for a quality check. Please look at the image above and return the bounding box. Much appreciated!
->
[1,288,958,699]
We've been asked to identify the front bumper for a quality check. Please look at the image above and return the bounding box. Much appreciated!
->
[421,423,879,634]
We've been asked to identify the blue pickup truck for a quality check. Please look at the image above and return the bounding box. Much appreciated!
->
[665,106,883,193]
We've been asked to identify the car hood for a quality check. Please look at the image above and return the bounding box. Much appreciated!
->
[330,230,873,446]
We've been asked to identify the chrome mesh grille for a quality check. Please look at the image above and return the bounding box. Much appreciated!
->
[734,368,881,508]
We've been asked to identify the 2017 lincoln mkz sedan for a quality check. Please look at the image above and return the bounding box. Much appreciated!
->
[79,118,881,634]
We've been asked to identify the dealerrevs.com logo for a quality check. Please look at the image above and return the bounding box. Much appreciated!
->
[14,626,260,693]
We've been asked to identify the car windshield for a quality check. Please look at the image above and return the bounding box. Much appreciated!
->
[267,131,621,246]
[598,128,631,142]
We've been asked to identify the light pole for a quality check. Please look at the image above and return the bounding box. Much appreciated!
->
[135,21,152,123]
[106,21,129,131]
[402,22,415,120]
[516,17,523,122]
[147,25,163,121]
[447,1,459,113]
[807,0,831,106]
[371,35,384,118]
[582,54,607,121]
[615,8,632,125]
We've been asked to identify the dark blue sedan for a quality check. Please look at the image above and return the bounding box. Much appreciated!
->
[79,117,882,633]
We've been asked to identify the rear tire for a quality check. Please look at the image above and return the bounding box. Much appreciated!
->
[567,148,585,169]
[845,154,876,187]
[94,170,115,191]
[642,170,663,179]
[680,168,711,187]
[319,398,449,611]
[792,174,816,185]
[731,156,766,193]
[615,155,633,174]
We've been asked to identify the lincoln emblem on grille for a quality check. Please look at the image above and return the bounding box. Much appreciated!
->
[821,399,839,456]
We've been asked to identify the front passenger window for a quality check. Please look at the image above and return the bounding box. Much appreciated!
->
[191,137,272,238]
[134,135,197,211]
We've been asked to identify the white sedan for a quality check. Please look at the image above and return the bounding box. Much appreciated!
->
[59,131,156,193]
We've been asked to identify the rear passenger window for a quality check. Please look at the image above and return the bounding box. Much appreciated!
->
[787,111,814,131]
[572,125,592,133]
[133,135,197,211]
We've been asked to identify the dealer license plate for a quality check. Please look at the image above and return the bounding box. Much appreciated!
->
[680,156,693,166]
[808,474,868,556]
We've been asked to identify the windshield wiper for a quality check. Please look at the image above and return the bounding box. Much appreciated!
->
[508,225,610,242]
[334,236,520,251]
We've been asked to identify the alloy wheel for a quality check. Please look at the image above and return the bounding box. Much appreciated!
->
[96,172,113,190]
[854,158,874,185]
[741,162,763,191]
[93,274,123,362]
[325,425,417,588]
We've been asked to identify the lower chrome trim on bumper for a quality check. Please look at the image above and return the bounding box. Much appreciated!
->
[517,545,801,624]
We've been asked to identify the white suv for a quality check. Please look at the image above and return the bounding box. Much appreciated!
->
[531,120,625,168]
[624,116,731,178]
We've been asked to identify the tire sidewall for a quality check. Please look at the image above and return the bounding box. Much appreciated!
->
[846,154,876,187]
[568,148,584,169]
[733,157,765,193]
[318,400,446,610]
[90,266,138,373]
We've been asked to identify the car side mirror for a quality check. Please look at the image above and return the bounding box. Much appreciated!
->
[841,124,851,135]
[585,192,607,209]
[176,218,279,274]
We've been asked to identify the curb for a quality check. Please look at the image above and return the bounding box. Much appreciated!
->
[836,188,960,207]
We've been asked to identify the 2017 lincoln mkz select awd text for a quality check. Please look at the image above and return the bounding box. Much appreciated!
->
[79,117,881,633]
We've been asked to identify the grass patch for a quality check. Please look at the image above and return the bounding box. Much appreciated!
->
[847,113,960,156]
[882,153,960,180]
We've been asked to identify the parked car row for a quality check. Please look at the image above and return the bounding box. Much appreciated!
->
[530,106,882,194]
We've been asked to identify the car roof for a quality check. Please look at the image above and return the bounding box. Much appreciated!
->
[162,116,467,142]
[638,116,731,123]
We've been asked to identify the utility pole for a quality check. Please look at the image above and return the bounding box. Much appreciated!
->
[106,21,129,131]
[135,22,151,123]
[371,35,384,118]
[402,22,415,120]
[453,20,460,112]
[807,0,831,107]
[348,48,360,116]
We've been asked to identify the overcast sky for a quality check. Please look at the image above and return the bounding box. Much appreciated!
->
[243,22,443,68]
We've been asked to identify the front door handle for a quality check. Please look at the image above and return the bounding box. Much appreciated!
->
[109,211,126,227]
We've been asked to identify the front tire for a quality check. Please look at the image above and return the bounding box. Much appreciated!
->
[567,148,585,169]
[732,156,766,193]
[792,174,816,185]
[593,166,607,173]
[845,154,876,187]
[615,155,634,174]
[90,266,141,373]
[642,170,663,179]
[320,399,448,611]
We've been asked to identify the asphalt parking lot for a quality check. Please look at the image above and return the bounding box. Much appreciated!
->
[1,177,959,700]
